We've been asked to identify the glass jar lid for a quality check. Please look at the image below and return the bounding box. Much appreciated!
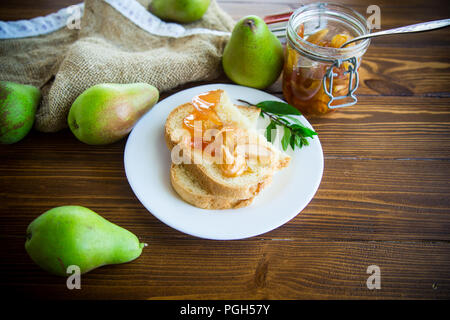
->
[287,3,371,62]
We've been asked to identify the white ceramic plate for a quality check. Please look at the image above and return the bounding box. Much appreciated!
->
[124,84,323,240]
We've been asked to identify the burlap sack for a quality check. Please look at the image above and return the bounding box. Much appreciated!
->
[0,0,234,132]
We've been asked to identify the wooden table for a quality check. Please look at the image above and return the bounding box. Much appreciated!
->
[1,0,449,300]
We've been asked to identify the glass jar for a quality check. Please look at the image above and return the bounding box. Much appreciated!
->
[283,3,370,116]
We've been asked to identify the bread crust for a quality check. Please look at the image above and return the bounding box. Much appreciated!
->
[182,162,273,198]
[170,164,254,210]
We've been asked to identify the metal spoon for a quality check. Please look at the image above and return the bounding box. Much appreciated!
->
[340,18,450,48]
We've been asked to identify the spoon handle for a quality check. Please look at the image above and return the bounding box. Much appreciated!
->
[341,18,450,47]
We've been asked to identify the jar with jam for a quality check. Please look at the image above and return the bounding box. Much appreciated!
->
[283,3,370,115]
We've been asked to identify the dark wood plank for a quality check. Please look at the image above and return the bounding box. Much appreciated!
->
[358,47,450,96]
[310,97,450,159]
[1,238,449,299]
[1,131,449,242]
[0,0,82,20]
[294,159,450,241]
[346,47,450,97]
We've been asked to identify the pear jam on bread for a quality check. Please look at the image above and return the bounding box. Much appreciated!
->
[165,89,290,209]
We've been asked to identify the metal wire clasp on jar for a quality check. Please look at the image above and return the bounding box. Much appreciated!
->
[282,3,371,116]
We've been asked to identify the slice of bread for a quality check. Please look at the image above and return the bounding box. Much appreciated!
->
[170,163,255,210]
[166,90,290,199]
[168,103,263,206]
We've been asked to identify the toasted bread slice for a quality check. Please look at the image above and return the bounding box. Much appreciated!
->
[170,163,255,210]
[165,90,290,199]
[169,103,262,209]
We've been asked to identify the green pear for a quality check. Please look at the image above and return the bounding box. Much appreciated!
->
[150,0,210,23]
[68,83,159,145]
[25,205,146,276]
[222,15,284,89]
[0,81,41,144]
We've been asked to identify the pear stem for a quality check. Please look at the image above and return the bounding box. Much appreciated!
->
[243,18,256,32]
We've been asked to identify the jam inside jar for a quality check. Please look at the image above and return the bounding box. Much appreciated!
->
[282,3,370,116]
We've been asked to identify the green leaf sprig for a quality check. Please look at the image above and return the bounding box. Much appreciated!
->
[238,99,317,151]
